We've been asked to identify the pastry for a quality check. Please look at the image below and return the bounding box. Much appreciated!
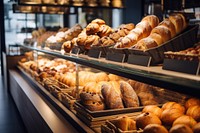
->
[142,105,163,118]
[173,115,197,129]
[101,83,124,109]
[80,92,105,111]
[143,124,168,133]
[136,112,162,129]
[114,116,137,131]
[120,81,139,108]
[169,124,193,133]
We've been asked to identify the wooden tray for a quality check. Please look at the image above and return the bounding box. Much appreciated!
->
[74,101,142,127]
[61,92,76,110]
[102,120,143,133]
[74,101,144,118]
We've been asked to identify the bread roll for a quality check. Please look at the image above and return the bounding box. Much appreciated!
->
[80,92,105,111]
[101,83,124,109]
[162,102,185,114]
[185,98,200,110]
[142,105,163,118]
[143,124,168,133]
[186,105,200,122]
[120,81,139,108]
[136,112,162,129]
[115,116,137,131]
[161,108,184,125]
[169,124,193,133]
[173,115,197,129]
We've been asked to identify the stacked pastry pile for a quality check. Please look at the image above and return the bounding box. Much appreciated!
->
[133,13,187,51]
[62,18,135,53]
[105,98,200,133]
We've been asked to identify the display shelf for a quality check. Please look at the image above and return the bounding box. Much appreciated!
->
[16,66,97,133]
[19,44,200,98]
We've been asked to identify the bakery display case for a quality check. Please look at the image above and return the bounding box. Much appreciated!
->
[4,1,200,133]
[9,33,198,132]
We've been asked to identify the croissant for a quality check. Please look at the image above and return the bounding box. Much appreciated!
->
[98,24,113,37]
[91,18,106,25]
[84,35,100,49]
[76,29,87,46]
[98,36,115,47]
[86,23,100,35]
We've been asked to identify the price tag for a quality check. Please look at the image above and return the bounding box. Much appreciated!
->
[88,48,102,58]
[106,53,125,63]
[127,54,152,67]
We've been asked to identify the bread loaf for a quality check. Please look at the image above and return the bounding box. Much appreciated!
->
[80,92,105,111]
[101,83,124,109]
[120,81,139,108]
[114,116,137,131]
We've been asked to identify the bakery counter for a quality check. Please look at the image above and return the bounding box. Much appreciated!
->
[9,69,96,133]
[19,44,200,98]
